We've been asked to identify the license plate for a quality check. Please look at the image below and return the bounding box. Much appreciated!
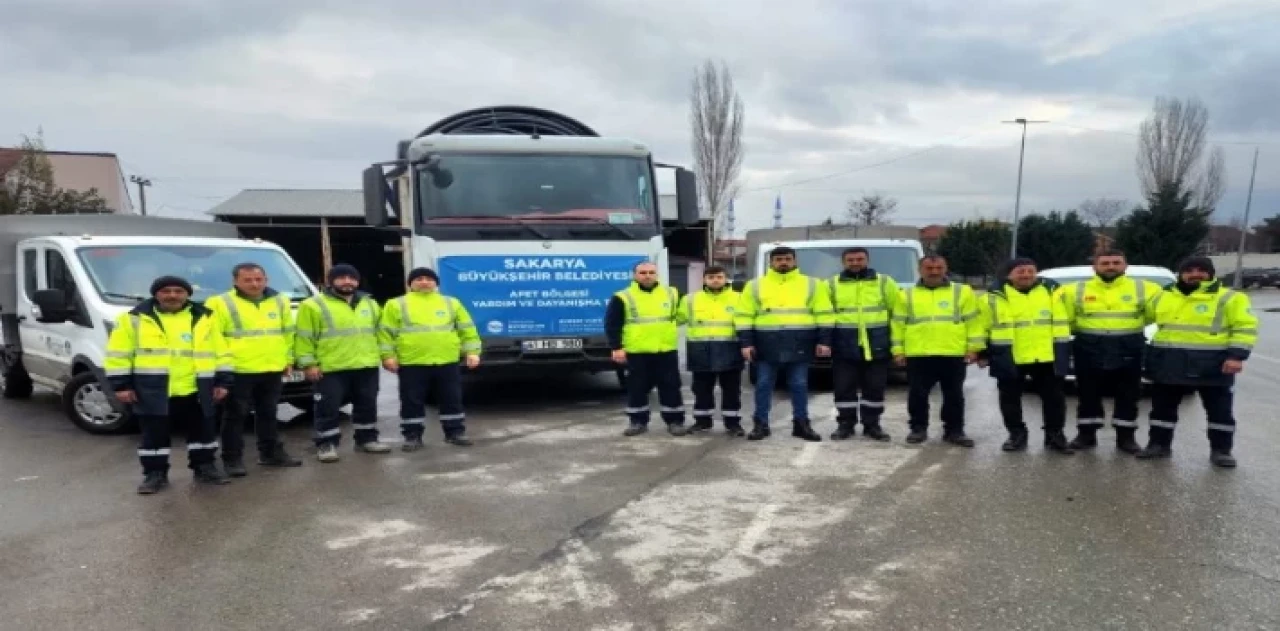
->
[521,338,584,352]
[283,371,306,383]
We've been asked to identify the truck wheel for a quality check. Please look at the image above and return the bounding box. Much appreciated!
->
[63,372,135,434]
[1,359,34,400]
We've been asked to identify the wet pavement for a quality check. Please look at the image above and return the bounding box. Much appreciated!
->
[2,294,1280,630]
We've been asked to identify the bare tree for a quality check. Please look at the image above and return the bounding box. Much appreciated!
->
[690,59,745,263]
[1077,198,1128,228]
[1135,96,1226,211]
[845,193,898,226]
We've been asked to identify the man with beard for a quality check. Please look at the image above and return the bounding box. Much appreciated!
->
[105,276,232,494]
[735,246,834,442]
[827,247,899,442]
[1056,250,1164,454]
[295,264,393,462]
[1139,257,1257,467]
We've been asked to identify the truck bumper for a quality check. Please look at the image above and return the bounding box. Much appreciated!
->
[473,335,618,377]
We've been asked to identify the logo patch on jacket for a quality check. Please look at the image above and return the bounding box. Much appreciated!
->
[1122,295,1132,302]
[181,333,193,343]
[1196,304,1210,313]
[436,310,446,317]
[1040,310,1051,317]
[360,309,370,317]
[268,312,278,319]
[938,301,950,308]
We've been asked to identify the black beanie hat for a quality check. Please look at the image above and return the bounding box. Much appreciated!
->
[1178,256,1216,276]
[150,275,193,296]
[328,263,360,284]
[407,267,439,284]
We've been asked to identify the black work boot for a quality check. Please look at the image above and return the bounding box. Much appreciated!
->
[137,471,168,495]
[862,424,891,442]
[1069,428,1098,450]
[445,432,473,447]
[222,457,247,478]
[688,418,714,434]
[402,436,425,451]
[1002,429,1029,452]
[724,423,746,438]
[623,424,648,437]
[193,464,230,485]
[667,423,688,437]
[259,443,303,467]
[1115,428,1141,455]
[906,429,928,444]
[830,421,855,441]
[942,431,975,448]
[747,423,771,441]
[1210,451,1237,468]
[792,420,822,442]
[1136,442,1172,459]
[1044,431,1075,455]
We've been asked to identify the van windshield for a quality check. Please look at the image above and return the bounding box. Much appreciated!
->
[791,246,921,285]
[76,246,314,306]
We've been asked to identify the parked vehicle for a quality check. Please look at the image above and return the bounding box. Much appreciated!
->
[361,106,699,388]
[0,215,318,434]
[735,237,925,386]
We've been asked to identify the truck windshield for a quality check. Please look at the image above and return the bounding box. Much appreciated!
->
[792,246,921,285]
[417,154,657,227]
[76,246,314,306]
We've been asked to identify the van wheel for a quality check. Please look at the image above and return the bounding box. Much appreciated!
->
[1,359,33,399]
[63,372,135,434]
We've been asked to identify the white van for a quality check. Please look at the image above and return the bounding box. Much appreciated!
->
[737,238,925,385]
[0,215,319,434]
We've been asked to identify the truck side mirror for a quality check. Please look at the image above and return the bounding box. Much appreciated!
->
[362,165,390,227]
[32,289,71,323]
[675,168,699,226]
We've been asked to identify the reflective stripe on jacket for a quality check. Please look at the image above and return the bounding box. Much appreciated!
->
[890,281,984,357]
[104,300,231,419]
[1056,275,1160,371]
[734,268,834,364]
[617,282,680,354]
[980,280,1070,380]
[377,291,480,366]
[827,271,899,361]
[295,290,382,371]
[678,287,742,372]
[204,289,294,372]
[1144,281,1258,386]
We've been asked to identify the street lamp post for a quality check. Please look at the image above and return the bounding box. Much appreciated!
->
[1231,147,1260,289]
[1003,118,1047,258]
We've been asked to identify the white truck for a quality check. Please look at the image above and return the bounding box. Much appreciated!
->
[0,215,319,434]
[736,237,926,385]
[361,106,699,386]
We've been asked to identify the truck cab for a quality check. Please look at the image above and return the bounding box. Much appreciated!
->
[0,216,318,434]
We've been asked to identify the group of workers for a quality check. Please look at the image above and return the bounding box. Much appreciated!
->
[106,245,1257,494]
[105,263,481,494]
[613,247,1256,468]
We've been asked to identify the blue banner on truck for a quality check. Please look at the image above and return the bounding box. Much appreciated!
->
[438,255,647,337]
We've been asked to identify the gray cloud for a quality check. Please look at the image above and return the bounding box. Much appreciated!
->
[2,0,1278,227]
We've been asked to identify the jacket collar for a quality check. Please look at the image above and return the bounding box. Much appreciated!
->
[131,298,208,319]
[324,287,369,302]
[838,268,877,281]
[989,277,1056,298]
[916,278,952,289]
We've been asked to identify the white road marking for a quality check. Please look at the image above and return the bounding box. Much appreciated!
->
[325,519,420,550]
[735,503,780,556]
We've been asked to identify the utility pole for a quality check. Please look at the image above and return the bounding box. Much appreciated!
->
[1002,118,1047,258]
[1231,147,1260,289]
[129,175,151,216]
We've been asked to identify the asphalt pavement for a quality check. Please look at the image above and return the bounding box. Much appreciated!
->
[3,293,1280,630]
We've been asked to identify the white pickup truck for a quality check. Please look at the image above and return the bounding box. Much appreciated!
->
[0,215,318,434]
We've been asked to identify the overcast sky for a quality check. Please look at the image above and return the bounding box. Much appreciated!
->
[3,0,1279,231]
